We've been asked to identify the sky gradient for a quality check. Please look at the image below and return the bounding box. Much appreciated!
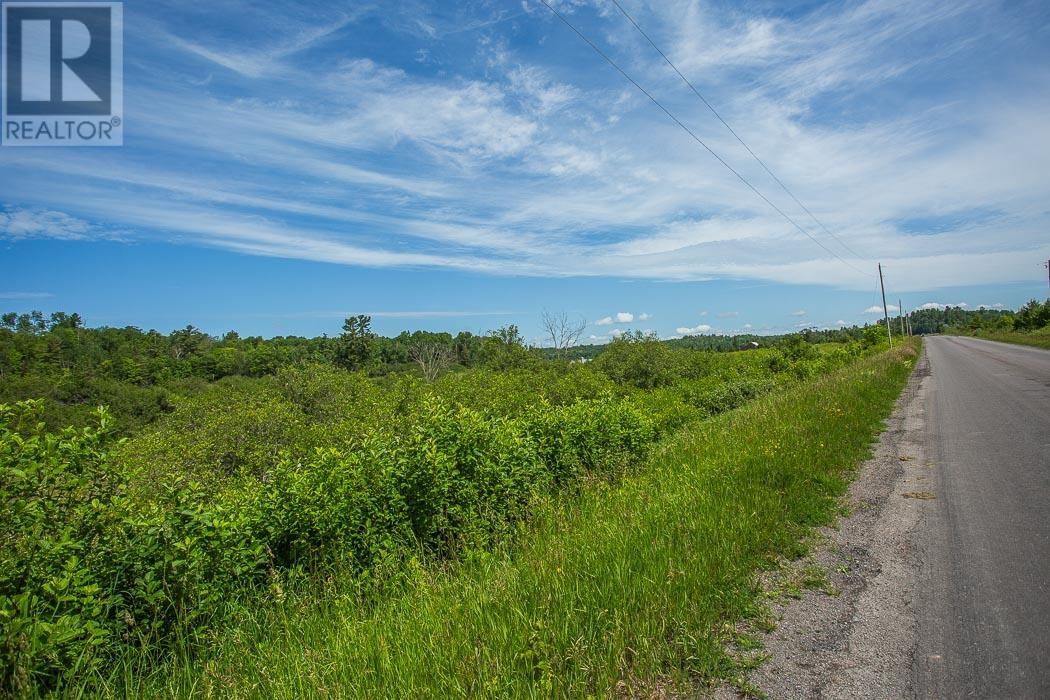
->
[2,0,1049,343]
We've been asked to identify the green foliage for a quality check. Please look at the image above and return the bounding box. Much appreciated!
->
[137,342,919,698]
[0,308,908,440]
[335,315,377,371]
[521,398,655,486]
[432,365,617,417]
[592,332,705,389]
[908,304,1015,334]
[478,325,537,371]
[0,401,122,694]
[1012,298,1050,331]
[0,310,893,695]
[686,376,778,416]
[115,379,312,494]
[862,324,885,348]
[778,333,818,361]
[1,382,657,693]
[0,314,336,434]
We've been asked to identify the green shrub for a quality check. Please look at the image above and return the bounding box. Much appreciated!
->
[592,334,695,389]
[1013,298,1050,331]
[272,364,382,422]
[391,398,548,552]
[434,366,619,417]
[1,388,659,694]
[115,379,311,494]
[2,336,884,694]
[521,398,655,485]
[254,442,410,572]
[0,401,123,694]
[685,377,778,416]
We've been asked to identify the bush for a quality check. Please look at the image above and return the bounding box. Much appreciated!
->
[592,334,705,389]
[390,399,548,552]
[1,337,882,694]
[1,390,658,694]
[521,398,654,485]
[115,379,311,494]
[1013,298,1050,331]
[0,401,123,694]
[685,377,778,416]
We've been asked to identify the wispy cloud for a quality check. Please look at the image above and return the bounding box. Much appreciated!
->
[676,323,713,335]
[0,292,54,300]
[0,209,94,240]
[2,0,1048,297]
[155,6,360,79]
[265,310,518,319]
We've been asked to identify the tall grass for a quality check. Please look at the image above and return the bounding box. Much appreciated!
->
[121,341,919,698]
[964,328,1050,351]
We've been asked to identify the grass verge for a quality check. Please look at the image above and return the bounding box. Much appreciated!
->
[120,341,919,698]
[965,330,1050,351]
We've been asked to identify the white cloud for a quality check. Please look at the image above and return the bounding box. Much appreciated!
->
[595,311,635,325]
[864,304,900,314]
[506,65,577,116]
[638,312,651,321]
[278,310,516,319]
[158,10,359,79]
[676,323,713,335]
[717,311,739,318]
[835,319,848,326]
[791,309,807,316]
[915,302,970,310]
[743,323,753,329]
[0,291,54,300]
[0,209,94,240]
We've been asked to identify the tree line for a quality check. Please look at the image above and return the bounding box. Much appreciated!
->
[896,301,1049,335]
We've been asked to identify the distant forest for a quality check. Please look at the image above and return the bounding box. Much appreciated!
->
[2,301,1046,432]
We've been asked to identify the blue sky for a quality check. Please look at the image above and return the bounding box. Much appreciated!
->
[2,0,1049,343]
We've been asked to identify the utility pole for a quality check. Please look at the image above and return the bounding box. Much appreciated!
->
[1045,259,1049,289]
[899,299,906,337]
[879,263,892,347]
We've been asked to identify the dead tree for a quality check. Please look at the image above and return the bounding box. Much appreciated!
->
[541,310,586,359]
[408,340,455,381]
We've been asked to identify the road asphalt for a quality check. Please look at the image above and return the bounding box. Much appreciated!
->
[915,336,1050,698]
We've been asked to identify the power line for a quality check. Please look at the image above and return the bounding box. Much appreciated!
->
[607,0,867,263]
[536,0,867,277]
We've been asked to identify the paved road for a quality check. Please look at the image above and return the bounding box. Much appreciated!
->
[915,336,1050,698]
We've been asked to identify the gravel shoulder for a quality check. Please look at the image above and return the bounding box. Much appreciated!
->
[716,347,932,699]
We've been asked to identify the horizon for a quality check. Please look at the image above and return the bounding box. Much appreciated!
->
[0,300,1017,343]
